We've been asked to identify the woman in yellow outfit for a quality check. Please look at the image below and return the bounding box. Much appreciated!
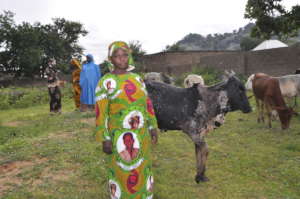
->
[70,58,81,109]
[95,41,158,199]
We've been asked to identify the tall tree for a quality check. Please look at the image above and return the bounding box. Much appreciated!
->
[240,36,263,51]
[164,43,185,52]
[128,40,146,71]
[245,0,300,39]
[0,11,88,77]
[128,40,146,60]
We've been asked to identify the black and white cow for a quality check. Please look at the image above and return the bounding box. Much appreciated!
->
[145,72,251,183]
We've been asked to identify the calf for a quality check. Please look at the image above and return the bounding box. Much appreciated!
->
[252,73,294,130]
[145,72,251,183]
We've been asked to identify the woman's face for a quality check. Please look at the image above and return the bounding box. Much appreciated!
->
[111,48,129,70]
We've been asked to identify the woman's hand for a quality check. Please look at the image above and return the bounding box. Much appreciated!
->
[102,140,113,154]
[150,129,158,145]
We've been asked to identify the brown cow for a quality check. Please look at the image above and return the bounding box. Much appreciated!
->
[252,73,294,130]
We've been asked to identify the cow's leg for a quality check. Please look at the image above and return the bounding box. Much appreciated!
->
[194,139,209,183]
[255,97,262,123]
[265,103,272,128]
[260,100,265,123]
[185,130,209,183]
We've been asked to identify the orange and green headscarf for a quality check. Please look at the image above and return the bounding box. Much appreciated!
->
[107,41,135,71]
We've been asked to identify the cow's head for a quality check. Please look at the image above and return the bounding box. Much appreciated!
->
[222,71,252,113]
[277,107,295,130]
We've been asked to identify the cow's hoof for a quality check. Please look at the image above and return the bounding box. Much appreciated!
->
[195,175,209,183]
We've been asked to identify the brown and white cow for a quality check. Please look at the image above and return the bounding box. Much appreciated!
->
[246,73,300,106]
[252,73,294,130]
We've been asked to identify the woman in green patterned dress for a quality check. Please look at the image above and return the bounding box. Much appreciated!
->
[95,41,158,199]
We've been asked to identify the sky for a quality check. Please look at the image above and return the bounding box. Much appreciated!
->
[1,0,300,63]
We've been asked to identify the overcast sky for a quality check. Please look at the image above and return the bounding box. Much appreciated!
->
[1,0,299,63]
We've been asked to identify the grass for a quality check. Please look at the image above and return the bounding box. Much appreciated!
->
[0,92,300,199]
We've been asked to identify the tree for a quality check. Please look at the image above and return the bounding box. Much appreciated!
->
[99,60,111,75]
[245,0,300,39]
[164,43,185,52]
[0,10,88,77]
[240,36,263,51]
[128,40,146,60]
[128,40,146,71]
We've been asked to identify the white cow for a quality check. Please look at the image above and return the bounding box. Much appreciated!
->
[183,74,205,88]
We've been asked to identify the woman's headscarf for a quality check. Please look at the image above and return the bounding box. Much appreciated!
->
[86,54,94,63]
[107,41,135,71]
[70,58,81,69]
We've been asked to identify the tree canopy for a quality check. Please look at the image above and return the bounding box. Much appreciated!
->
[0,11,88,78]
[164,43,185,52]
[245,0,300,39]
[240,36,263,51]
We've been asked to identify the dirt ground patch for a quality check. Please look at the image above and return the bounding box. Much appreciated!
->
[32,167,74,187]
[0,157,48,196]
[3,121,26,127]
[47,131,74,139]
[80,118,95,126]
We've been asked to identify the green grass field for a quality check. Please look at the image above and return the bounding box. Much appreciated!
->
[0,94,300,199]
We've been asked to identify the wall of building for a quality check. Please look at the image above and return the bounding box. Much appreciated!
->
[138,45,300,76]
[140,51,231,75]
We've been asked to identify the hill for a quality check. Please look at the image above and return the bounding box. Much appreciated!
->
[175,23,300,51]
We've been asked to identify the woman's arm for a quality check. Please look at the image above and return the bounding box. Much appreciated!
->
[145,96,159,144]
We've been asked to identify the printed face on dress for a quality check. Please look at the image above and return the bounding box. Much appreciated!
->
[111,48,129,70]
[129,116,140,129]
[106,81,111,89]
[123,133,134,149]
[110,184,117,196]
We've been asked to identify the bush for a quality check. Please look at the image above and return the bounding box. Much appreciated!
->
[0,84,73,110]
[0,94,10,109]
[174,66,247,87]
[174,66,221,86]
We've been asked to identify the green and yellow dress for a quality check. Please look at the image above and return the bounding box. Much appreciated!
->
[96,72,157,199]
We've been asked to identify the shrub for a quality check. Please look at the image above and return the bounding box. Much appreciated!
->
[0,84,73,110]
[174,66,221,86]
[0,94,10,109]
[174,66,247,87]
